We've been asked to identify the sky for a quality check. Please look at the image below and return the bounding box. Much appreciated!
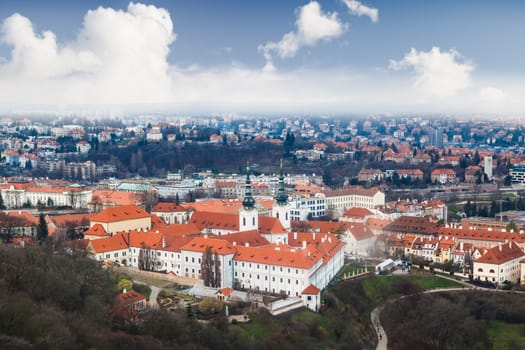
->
[0,0,523,116]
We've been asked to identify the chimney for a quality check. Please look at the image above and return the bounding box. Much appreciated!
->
[245,242,249,247]
[233,241,236,246]
[328,237,332,243]
[302,241,307,249]
[499,244,502,252]
[162,235,166,248]
[313,232,316,240]
[123,288,127,294]
[294,231,297,240]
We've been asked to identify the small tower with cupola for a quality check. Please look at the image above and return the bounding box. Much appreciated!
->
[239,164,258,231]
[272,159,291,229]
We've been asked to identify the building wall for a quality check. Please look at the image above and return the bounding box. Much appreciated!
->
[91,217,152,235]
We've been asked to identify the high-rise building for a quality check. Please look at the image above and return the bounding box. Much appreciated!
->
[484,156,493,180]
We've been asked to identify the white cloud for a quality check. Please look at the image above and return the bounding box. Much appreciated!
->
[480,87,505,103]
[389,47,474,98]
[0,2,175,104]
[258,1,345,69]
[343,0,378,23]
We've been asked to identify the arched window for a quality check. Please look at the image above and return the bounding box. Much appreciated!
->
[477,268,483,272]
[489,269,495,273]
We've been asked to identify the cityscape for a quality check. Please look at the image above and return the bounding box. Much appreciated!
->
[1,1,525,350]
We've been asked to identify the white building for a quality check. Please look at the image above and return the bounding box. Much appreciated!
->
[473,242,524,284]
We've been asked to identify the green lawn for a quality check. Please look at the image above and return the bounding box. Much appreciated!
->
[361,274,461,303]
[488,320,525,350]
[342,263,374,276]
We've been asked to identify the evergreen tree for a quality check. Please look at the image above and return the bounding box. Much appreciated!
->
[37,213,48,243]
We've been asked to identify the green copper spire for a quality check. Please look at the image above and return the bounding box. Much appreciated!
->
[274,159,288,205]
[242,162,255,209]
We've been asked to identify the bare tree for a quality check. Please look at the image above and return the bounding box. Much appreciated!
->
[138,244,158,271]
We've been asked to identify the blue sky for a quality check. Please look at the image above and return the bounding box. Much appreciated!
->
[0,0,523,115]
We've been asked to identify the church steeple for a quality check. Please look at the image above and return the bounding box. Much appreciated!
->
[242,163,255,209]
[274,159,288,205]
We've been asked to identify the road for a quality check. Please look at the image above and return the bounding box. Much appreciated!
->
[149,285,160,309]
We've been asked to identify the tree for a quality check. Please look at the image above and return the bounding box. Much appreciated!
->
[138,244,158,271]
[201,246,215,287]
[37,213,48,243]
[506,220,519,233]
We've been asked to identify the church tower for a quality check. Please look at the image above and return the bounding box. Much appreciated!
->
[272,159,291,229]
[239,164,258,231]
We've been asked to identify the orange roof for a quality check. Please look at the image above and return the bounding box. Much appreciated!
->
[347,223,375,241]
[190,211,239,231]
[302,284,321,295]
[258,216,287,235]
[221,230,269,247]
[343,207,374,218]
[4,211,39,226]
[48,213,92,227]
[91,205,150,223]
[89,234,128,253]
[217,287,234,296]
[234,244,320,269]
[181,237,236,255]
[366,218,391,230]
[475,242,524,265]
[165,223,201,236]
[182,199,243,214]
[84,224,108,237]
[116,290,145,306]
[91,190,143,206]
[152,202,187,212]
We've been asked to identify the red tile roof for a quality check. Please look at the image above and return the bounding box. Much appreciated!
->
[89,234,128,253]
[302,284,321,295]
[343,207,374,218]
[220,230,270,247]
[475,242,525,265]
[91,205,150,223]
[347,223,375,241]
[152,202,188,212]
[84,224,108,238]
[181,237,236,255]
[116,290,146,306]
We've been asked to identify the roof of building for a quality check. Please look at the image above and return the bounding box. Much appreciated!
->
[115,290,146,306]
[181,237,236,255]
[84,223,109,238]
[383,216,438,236]
[342,207,374,218]
[91,205,150,223]
[301,284,321,295]
[220,230,270,247]
[89,234,128,253]
[190,211,239,231]
[475,241,525,265]
[347,223,375,241]
[151,202,188,212]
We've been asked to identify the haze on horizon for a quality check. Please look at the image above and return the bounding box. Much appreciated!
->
[0,1,523,116]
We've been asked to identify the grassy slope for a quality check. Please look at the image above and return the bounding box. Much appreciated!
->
[488,320,525,350]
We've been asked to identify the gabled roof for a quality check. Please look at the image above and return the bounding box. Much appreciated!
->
[475,241,525,265]
[151,202,188,212]
[383,216,438,236]
[89,234,128,253]
[48,213,92,227]
[115,290,146,306]
[190,211,239,231]
[91,205,150,223]
[342,207,374,219]
[258,216,287,235]
[347,223,375,241]
[84,224,108,237]
[301,284,321,295]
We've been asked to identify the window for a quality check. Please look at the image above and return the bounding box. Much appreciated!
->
[192,257,195,263]
[307,296,312,301]
[489,269,495,273]
[477,268,483,272]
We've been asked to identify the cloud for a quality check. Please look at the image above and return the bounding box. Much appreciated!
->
[342,0,378,23]
[480,87,505,103]
[389,47,474,98]
[258,1,345,68]
[0,2,175,104]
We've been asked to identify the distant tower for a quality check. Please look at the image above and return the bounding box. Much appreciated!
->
[239,164,258,231]
[272,159,291,229]
[484,156,493,180]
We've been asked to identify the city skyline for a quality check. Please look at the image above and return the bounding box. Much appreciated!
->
[0,0,523,115]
